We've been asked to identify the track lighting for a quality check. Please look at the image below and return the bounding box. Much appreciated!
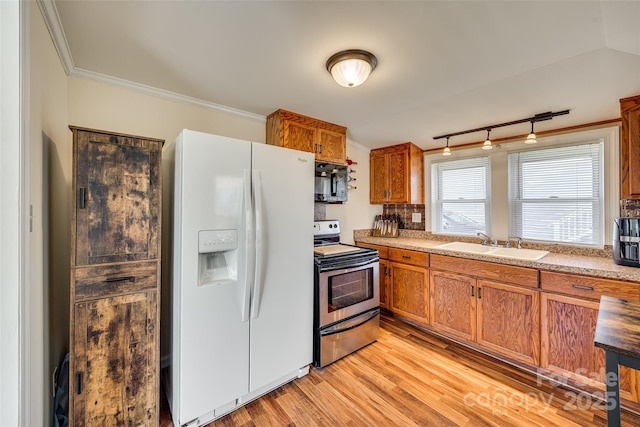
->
[442,137,451,156]
[482,129,493,150]
[433,110,569,152]
[525,120,537,144]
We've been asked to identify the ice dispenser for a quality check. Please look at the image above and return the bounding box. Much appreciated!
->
[198,229,238,285]
[613,217,640,267]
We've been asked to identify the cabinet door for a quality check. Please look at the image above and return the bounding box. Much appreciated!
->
[387,150,409,203]
[370,152,388,204]
[620,96,640,199]
[74,131,161,266]
[316,128,346,164]
[389,262,429,324]
[429,270,476,341]
[283,120,315,153]
[477,280,540,365]
[72,291,158,426]
[541,293,635,400]
[379,258,390,310]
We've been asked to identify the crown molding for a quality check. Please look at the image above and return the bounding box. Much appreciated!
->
[36,0,265,123]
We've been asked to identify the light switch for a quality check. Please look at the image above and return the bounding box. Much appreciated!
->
[412,212,422,223]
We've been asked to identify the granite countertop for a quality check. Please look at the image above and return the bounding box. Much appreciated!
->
[354,232,640,283]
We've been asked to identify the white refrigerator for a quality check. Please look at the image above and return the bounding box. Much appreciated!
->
[165,129,314,426]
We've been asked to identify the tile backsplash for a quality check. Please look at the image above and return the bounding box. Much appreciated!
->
[314,203,326,221]
[620,199,640,217]
[382,204,426,230]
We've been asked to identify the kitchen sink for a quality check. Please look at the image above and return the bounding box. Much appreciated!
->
[433,241,549,261]
[433,241,494,254]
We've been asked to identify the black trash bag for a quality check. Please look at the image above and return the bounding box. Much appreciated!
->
[52,353,69,427]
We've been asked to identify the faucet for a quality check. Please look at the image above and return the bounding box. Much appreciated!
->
[509,236,523,249]
[477,232,498,246]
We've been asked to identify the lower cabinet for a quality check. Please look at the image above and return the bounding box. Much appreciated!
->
[388,248,429,324]
[540,271,640,403]
[389,261,429,324]
[72,291,158,425]
[430,269,540,365]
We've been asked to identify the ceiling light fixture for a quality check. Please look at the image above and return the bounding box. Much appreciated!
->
[525,120,537,144]
[326,49,377,88]
[433,110,569,151]
[442,137,451,156]
[482,129,493,150]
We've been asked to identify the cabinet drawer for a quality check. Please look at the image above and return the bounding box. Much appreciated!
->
[389,248,428,267]
[540,270,640,301]
[430,254,538,288]
[357,242,389,259]
[73,261,159,301]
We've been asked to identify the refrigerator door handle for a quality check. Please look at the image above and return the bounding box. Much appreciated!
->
[251,169,265,319]
[241,169,254,323]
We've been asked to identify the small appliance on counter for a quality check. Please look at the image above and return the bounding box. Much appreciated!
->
[613,217,640,267]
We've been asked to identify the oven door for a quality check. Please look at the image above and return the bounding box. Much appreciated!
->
[318,259,379,328]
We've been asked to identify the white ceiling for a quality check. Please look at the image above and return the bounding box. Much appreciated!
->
[48,1,640,150]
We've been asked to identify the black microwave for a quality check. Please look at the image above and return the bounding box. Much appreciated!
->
[315,163,348,203]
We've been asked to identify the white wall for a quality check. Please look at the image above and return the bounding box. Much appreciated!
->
[326,140,382,244]
[1,1,23,424]
[30,1,70,423]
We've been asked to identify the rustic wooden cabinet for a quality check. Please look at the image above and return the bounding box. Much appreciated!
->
[370,142,423,204]
[266,109,347,165]
[620,94,640,199]
[540,271,640,403]
[69,126,163,426]
[388,248,429,323]
[429,254,540,365]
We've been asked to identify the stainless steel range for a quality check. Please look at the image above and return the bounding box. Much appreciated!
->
[313,220,380,368]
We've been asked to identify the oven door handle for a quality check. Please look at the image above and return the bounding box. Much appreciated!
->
[318,257,379,273]
[320,309,379,337]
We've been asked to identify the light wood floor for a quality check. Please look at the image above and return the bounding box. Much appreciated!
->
[161,313,640,426]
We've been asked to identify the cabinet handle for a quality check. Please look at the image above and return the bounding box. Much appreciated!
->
[477,287,482,299]
[76,372,83,394]
[572,284,594,291]
[104,276,135,283]
[402,255,411,259]
[79,187,86,209]
[318,143,322,154]
[470,285,474,297]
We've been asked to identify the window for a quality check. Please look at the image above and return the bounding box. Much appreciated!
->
[432,157,490,235]
[508,142,603,246]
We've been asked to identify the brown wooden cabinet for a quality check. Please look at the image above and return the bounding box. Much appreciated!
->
[388,248,429,324]
[429,255,540,365]
[620,94,640,199]
[266,109,347,165]
[370,142,423,204]
[69,127,163,426]
[540,271,640,403]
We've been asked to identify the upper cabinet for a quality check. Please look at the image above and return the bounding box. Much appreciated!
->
[72,127,163,266]
[620,94,640,199]
[266,109,347,165]
[370,142,423,204]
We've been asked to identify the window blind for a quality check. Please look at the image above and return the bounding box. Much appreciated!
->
[508,142,603,246]
[431,157,489,235]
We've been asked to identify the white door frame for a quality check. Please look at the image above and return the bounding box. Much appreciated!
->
[0,0,30,424]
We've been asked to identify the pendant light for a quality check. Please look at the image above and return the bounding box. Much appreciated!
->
[326,49,378,88]
[442,137,451,156]
[482,129,493,150]
[525,120,537,144]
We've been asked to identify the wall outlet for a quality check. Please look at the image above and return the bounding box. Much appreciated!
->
[412,212,422,223]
